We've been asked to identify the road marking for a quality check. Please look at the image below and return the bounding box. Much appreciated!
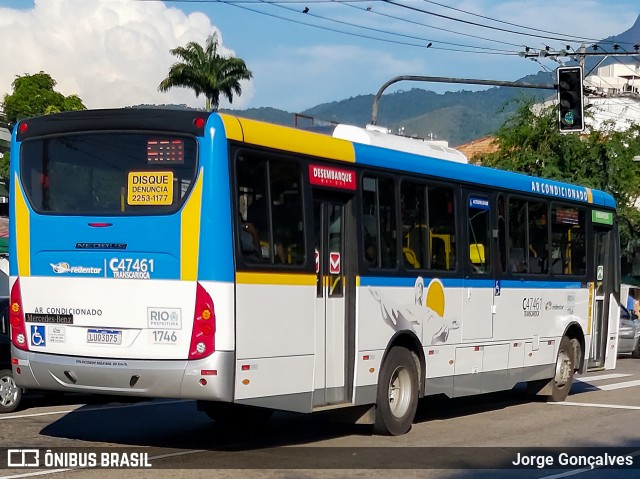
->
[0,469,71,479]
[575,373,631,382]
[0,450,206,479]
[597,379,640,391]
[0,399,188,421]
[550,401,640,410]
[538,449,640,479]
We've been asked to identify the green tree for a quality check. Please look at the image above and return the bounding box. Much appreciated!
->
[158,33,252,111]
[0,72,86,178]
[477,99,640,263]
[2,72,85,124]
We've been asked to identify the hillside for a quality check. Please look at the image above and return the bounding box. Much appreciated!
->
[222,13,639,146]
[224,71,552,146]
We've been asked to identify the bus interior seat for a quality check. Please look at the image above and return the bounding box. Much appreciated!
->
[403,247,420,269]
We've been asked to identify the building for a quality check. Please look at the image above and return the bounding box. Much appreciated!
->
[584,63,640,131]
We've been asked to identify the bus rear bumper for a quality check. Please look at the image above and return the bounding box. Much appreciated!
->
[11,348,235,402]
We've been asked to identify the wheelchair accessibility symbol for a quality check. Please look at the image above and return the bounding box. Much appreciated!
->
[30,325,46,347]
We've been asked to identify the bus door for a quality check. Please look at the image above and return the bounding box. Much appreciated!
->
[312,191,355,406]
[589,219,618,370]
[462,192,495,341]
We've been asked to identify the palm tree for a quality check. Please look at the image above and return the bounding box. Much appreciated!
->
[158,33,252,111]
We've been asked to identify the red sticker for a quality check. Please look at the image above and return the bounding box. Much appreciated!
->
[330,252,341,274]
[309,164,356,190]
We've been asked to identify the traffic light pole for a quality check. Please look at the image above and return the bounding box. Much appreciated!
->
[370,75,556,126]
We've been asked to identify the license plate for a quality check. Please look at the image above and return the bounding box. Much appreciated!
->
[87,329,122,345]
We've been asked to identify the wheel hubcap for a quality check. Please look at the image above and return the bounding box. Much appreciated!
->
[387,366,412,418]
[0,376,19,408]
[554,348,572,389]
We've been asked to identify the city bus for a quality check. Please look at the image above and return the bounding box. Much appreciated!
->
[8,108,619,435]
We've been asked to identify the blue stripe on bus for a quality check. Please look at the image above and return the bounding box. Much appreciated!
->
[352,143,615,208]
[499,280,583,289]
[196,114,235,282]
[360,276,584,289]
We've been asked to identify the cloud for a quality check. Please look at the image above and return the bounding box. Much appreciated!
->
[0,0,253,109]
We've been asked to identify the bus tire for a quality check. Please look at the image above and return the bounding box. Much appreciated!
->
[546,336,575,402]
[373,347,419,436]
[0,369,22,414]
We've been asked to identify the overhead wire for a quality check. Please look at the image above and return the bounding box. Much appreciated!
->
[337,0,526,50]
[381,0,628,45]
[262,0,519,53]
[418,0,631,45]
[197,0,524,54]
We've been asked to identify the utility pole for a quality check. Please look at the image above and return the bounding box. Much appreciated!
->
[370,75,555,125]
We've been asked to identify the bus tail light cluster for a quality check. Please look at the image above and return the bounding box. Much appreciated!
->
[189,282,215,360]
[10,279,29,351]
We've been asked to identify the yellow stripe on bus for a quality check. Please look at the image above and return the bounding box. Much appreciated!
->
[220,114,355,164]
[14,173,31,277]
[236,272,316,286]
[180,168,204,281]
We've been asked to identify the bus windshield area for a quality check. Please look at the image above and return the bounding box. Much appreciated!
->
[20,133,198,215]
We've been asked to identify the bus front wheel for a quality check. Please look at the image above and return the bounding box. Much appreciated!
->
[373,347,419,436]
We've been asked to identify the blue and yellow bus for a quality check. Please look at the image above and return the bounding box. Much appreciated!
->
[9,109,619,434]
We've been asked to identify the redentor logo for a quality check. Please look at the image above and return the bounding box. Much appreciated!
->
[309,164,356,190]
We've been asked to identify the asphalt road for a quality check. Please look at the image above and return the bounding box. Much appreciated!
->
[1,357,640,479]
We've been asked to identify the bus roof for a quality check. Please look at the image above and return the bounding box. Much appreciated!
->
[13,109,616,210]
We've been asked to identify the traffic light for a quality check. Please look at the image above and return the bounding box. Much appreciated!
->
[557,66,584,133]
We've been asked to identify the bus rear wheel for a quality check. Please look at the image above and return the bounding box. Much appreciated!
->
[547,336,575,402]
[373,347,419,436]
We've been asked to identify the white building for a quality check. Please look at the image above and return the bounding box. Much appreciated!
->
[584,63,640,131]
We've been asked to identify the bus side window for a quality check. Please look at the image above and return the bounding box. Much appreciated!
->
[235,153,305,266]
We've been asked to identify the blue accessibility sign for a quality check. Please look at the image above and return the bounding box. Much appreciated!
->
[30,325,46,347]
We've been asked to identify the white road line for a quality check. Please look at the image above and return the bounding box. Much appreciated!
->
[538,449,640,479]
[0,450,206,479]
[597,379,640,391]
[0,399,189,421]
[575,373,632,382]
[0,469,71,479]
[550,401,640,410]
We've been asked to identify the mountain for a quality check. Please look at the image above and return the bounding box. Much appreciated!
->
[224,71,552,146]
[223,14,639,147]
[585,13,640,70]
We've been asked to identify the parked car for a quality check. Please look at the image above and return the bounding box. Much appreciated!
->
[618,305,640,358]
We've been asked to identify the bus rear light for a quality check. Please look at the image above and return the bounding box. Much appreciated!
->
[188,282,215,360]
[18,122,28,134]
[10,279,29,351]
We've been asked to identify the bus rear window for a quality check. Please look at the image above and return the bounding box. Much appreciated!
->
[20,133,198,215]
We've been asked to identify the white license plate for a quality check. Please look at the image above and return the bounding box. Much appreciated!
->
[87,329,122,345]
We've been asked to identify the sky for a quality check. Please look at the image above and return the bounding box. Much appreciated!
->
[0,0,638,114]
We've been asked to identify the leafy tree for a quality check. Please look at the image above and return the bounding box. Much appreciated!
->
[0,72,86,178]
[158,33,252,111]
[477,99,640,264]
[0,152,9,179]
[2,72,85,124]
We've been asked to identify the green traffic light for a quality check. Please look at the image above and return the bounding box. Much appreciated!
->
[563,111,575,126]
